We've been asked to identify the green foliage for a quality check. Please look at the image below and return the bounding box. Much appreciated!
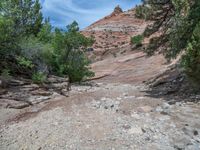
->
[46,22,95,82]
[131,35,144,47]
[1,69,11,80]
[1,0,43,36]
[135,5,152,19]
[0,0,43,75]
[0,16,17,56]
[138,0,200,88]
[37,19,52,43]
[0,1,94,84]
[32,72,46,84]
[17,56,34,69]
[181,22,200,85]
[64,51,95,82]
[67,21,79,32]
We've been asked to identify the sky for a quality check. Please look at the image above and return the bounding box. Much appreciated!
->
[40,0,141,29]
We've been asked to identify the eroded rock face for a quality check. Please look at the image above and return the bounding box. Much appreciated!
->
[0,76,69,109]
[112,5,123,15]
[82,7,149,61]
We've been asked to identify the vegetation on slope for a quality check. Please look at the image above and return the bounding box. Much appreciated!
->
[136,0,200,87]
[0,0,94,84]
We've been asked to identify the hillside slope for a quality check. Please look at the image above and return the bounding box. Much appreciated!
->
[82,6,149,61]
[82,6,168,84]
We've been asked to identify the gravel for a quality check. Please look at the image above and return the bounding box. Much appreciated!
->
[0,83,200,150]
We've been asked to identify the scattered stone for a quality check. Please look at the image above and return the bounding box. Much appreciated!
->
[155,106,163,112]
[122,124,131,130]
[162,103,171,109]
[175,102,182,106]
[137,106,153,113]
[131,113,141,120]
[128,126,143,135]
[141,128,146,133]
[89,98,120,112]
[160,110,170,115]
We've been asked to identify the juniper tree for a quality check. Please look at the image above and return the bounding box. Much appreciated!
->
[137,0,200,85]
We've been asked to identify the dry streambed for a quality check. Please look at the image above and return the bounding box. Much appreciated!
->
[0,83,200,150]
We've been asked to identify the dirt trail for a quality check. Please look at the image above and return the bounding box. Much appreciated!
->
[0,51,200,150]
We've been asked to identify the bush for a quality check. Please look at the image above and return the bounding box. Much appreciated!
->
[0,1,95,85]
[17,56,34,69]
[131,35,144,47]
[1,69,11,80]
[65,51,95,82]
[45,21,95,83]
[32,72,46,84]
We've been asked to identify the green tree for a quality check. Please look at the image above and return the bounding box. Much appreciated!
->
[137,0,200,86]
[1,0,43,36]
[38,18,52,43]
[0,0,43,75]
[0,1,94,84]
[182,23,200,85]
[45,22,95,83]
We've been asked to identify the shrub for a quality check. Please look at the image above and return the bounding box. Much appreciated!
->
[1,69,11,80]
[32,72,46,84]
[131,35,144,47]
[46,22,95,83]
[0,1,95,85]
[17,56,34,69]
[66,51,95,82]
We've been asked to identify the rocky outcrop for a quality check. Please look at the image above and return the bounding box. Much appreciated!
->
[0,76,69,109]
[111,5,123,16]
[82,7,149,61]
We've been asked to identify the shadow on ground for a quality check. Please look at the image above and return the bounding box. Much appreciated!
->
[143,66,200,104]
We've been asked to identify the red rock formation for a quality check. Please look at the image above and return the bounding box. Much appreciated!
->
[82,7,150,61]
[111,5,123,16]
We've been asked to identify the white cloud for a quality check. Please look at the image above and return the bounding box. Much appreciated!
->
[41,0,140,29]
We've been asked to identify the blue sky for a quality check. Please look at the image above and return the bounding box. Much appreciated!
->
[40,0,141,29]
